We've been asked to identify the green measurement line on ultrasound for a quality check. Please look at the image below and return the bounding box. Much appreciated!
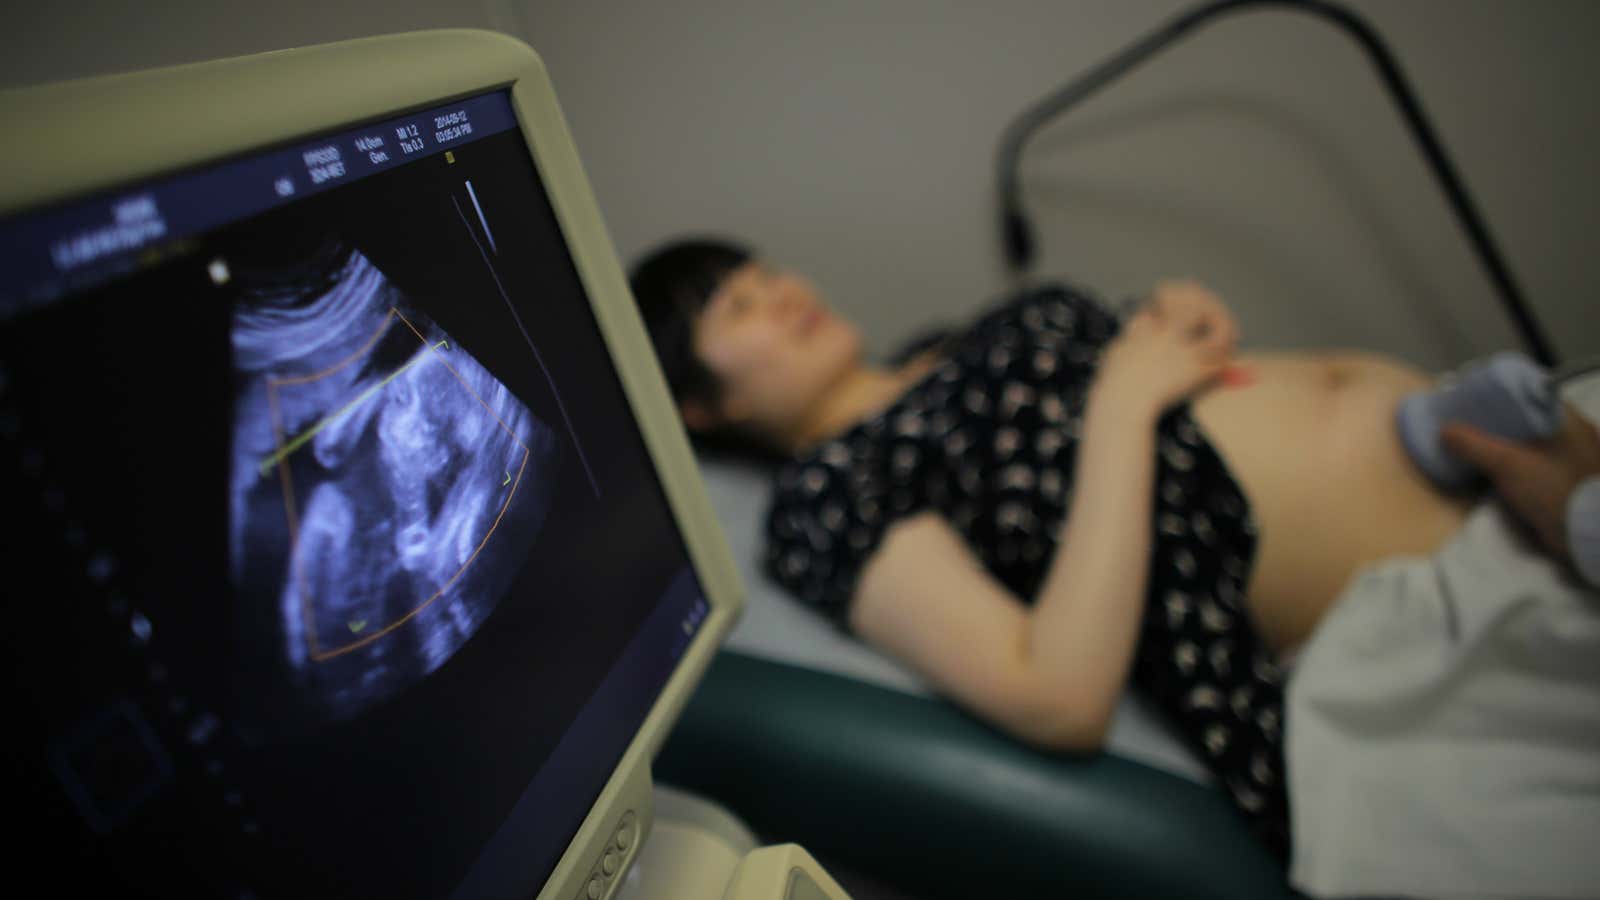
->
[258,339,450,477]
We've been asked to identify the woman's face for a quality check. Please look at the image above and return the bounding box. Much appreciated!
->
[688,260,861,440]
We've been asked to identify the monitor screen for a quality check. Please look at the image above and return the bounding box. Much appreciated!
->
[1,88,711,899]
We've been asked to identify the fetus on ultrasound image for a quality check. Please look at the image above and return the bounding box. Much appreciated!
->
[228,245,558,729]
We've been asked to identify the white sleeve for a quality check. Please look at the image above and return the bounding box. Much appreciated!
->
[1568,476,1600,588]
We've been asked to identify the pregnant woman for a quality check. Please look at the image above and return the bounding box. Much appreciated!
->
[629,238,1480,858]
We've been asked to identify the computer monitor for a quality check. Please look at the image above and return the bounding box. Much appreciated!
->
[0,30,743,900]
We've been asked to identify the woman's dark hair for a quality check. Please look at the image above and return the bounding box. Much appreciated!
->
[629,237,748,407]
[628,237,786,462]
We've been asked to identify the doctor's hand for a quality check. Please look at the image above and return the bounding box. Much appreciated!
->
[1441,409,1600,563]
[1093,279,1237,420]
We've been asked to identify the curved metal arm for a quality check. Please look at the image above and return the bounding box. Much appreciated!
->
[997,0,1557,366]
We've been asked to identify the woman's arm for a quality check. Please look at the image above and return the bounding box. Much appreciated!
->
[851,280,1237,752]
[852,396,1161,750]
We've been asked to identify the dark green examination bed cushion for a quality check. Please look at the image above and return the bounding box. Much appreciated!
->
[656,651,1299,900]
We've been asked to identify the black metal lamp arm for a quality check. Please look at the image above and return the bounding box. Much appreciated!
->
[996,0,1557,366]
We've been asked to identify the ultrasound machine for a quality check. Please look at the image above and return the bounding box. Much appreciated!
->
[0,30,850,900]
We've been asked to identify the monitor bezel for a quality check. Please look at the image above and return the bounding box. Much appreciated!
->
[0,29,746,900]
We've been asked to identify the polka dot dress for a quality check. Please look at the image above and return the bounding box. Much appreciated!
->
[764,284,1291,860]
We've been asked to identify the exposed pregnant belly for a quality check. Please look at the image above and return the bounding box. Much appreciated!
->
[1190,351,1472,657]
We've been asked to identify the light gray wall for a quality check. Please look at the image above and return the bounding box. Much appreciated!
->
[521,0,1598,370]
[6,1,1594,369]
[1,0,524,86]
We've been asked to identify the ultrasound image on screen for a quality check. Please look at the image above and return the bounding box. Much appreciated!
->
[0,117,710,899]
[228,246,558,727]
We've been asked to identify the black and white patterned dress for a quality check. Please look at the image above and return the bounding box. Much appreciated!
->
[763,284,1292,859]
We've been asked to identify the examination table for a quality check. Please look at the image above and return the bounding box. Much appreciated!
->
[655,457,1298,900]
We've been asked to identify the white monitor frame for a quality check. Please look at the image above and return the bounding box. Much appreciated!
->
[0,29,745,900]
